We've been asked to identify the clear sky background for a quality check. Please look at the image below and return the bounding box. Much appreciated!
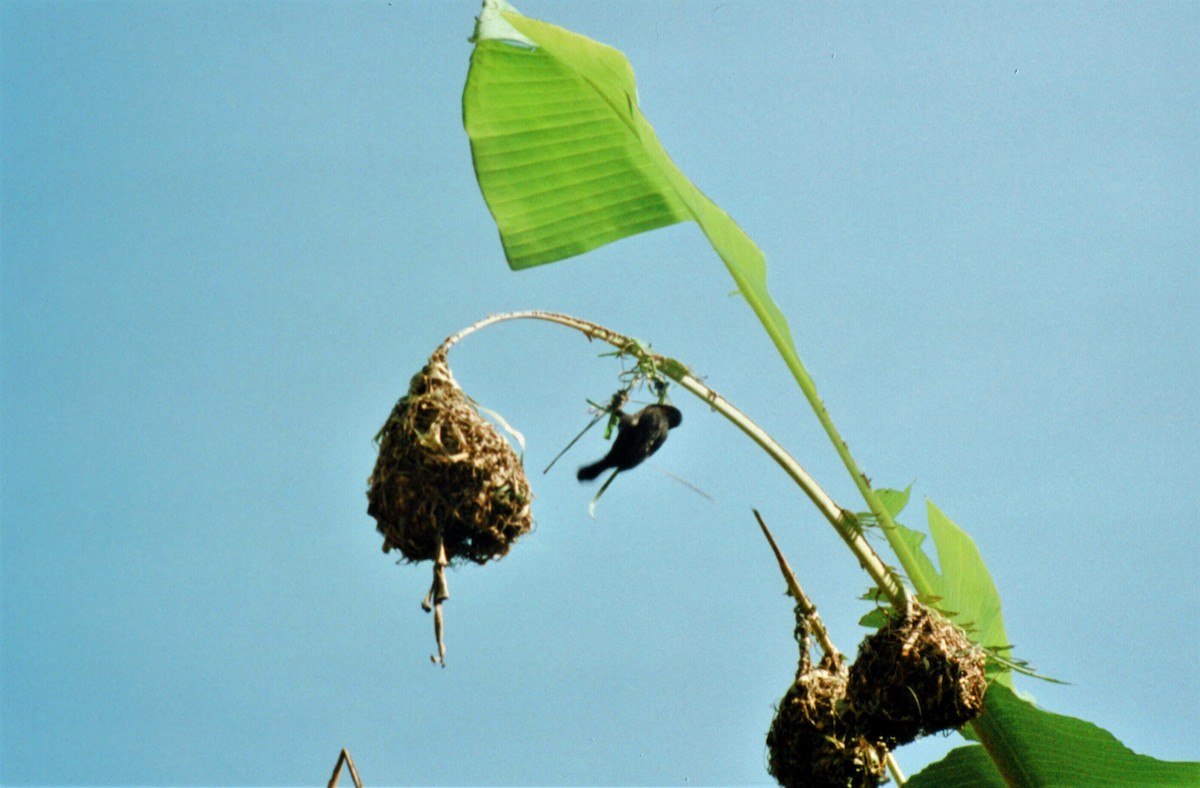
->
[2,1,1196,785]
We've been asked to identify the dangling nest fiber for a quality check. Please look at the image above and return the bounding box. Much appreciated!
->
[366,351,533,565]
[846,604,987,747]
[767,654,889,788]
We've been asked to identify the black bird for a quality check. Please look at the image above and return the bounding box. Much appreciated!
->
[577,404,682,482]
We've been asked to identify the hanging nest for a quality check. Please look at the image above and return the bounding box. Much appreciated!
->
[767,654,890,788]
[846,604,987,747]
[366,351,533,565]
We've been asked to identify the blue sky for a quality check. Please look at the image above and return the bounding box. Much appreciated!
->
[2,1,1196,784]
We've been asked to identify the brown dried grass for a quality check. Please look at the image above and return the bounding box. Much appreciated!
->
[366,352,533,565]
[846,604,987,747]
[767,655,889,788]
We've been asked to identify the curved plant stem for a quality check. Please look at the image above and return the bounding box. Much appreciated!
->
[438,310,907,607]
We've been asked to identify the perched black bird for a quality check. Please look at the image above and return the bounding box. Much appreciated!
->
[577,404,682,482]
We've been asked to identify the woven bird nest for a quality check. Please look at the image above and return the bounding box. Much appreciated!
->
[846,604,987,747]
[366,351,533,566]
[767,655,889,788]
[765,598,989,786]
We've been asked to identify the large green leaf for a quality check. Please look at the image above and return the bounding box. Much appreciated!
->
[861,492,1009,676]
[463,1,801,367]
[925,501,1011,671]
[907,684,1200,787]
[903,744,1007,788]
[463,13,690,266]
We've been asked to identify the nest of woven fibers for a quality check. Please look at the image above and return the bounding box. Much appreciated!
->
[366,352,533,565]
[846,604,987,747]
[767,656,889,788]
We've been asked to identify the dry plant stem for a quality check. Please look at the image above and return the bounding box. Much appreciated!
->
[753,508,837,658]
[327,748,363,788]
[421,534,450,666]
[754,510,907,786]
[438,311,907,608]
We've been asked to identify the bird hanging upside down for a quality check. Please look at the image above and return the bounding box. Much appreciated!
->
[577,403,683,482]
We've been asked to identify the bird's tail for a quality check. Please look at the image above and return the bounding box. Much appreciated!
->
[576,461,608,481]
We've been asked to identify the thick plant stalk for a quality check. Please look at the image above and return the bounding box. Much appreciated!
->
[769,342,936,597]
[438,310,907,607]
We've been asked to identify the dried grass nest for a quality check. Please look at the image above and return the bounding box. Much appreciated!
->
[846,604,988,747]
[366,352,533,565]
[766,604,988,787]
[767,655,889,788]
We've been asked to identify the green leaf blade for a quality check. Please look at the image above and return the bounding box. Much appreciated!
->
[903,745,1006,788]
[464,31,690,269]
[906,686,1200,786]
[875,485,912,518]
[464,8,801,361]
[926,501,1011,669]
[969,683,1200,787]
